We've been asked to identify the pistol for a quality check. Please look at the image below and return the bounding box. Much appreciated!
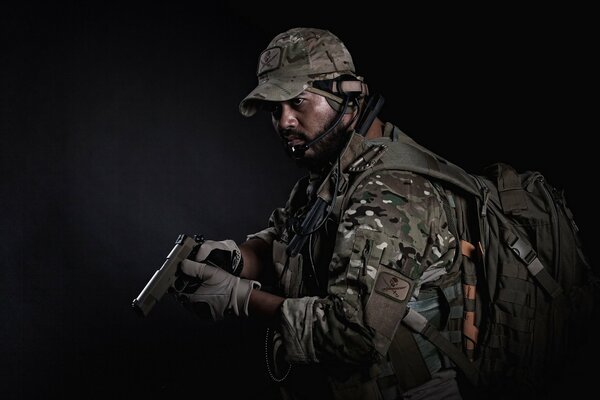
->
[132,234,203,317]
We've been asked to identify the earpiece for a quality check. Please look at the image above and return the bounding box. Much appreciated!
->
[309,75,368,110]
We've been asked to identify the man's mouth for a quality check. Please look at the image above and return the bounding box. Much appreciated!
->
[287,138,305,146]
[283,135,305,147]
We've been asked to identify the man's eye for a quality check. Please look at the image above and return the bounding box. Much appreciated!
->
[292,98,304,106]
[268,103,282,116]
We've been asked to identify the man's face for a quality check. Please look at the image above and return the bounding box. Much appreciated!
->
[269,91,354,171]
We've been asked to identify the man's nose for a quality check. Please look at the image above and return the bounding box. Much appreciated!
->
[278,103,298,130]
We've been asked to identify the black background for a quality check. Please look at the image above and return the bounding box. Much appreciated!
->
[1,2,596,399]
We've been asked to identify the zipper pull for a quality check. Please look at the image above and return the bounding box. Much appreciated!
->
[481,186,490,217]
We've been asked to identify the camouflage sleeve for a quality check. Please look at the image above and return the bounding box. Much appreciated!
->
[280,170,457,364]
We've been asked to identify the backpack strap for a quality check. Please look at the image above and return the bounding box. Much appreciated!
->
[503,229,563,298]
[367,127,482,198]
[402,308,480,386]
[399,238,483,388]
[386,324,432,390]
[486,163,528,214]
[471,177,565,300]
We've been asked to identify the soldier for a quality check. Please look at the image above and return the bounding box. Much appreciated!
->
[172,27,463,399]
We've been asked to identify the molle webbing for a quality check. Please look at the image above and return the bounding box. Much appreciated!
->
[460,240,479,360]
[450,187,480,361]
[402,309,480,386]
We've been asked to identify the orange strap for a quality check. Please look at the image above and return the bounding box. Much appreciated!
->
[460,240,476,259]
[463,311,479,352]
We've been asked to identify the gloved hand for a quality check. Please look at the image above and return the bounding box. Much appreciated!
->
[172,259,261,321]
[190,239,243,276]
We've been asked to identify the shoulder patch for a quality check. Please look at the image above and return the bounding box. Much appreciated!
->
[374,270,411,302]
[365,266,415,354]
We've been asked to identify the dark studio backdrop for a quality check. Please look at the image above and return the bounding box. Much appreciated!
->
[1,3,596,399]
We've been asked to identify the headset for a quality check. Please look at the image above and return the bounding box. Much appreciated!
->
[283,76,385,291]
[286,75,369,159]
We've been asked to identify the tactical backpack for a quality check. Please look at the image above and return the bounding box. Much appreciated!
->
[347,126,598,396]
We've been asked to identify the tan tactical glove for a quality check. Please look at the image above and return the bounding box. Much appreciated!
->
[172,259,260,320]
[189,239,244,276]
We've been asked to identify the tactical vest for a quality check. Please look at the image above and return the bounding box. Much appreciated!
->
[271,124,467,399]
[337,124,475,393]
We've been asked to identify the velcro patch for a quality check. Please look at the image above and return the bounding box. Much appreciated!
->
[374,271,411,302]
[257,47,282,75]
[366,267,414,353]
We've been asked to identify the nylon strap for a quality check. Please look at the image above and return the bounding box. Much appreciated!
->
[505,231,563,298]
[460,240,477,259]
[387,324,432,390]
[403,308,480,386]
[493,163,528,214]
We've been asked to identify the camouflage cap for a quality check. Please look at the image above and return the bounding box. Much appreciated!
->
[239,27,356,117]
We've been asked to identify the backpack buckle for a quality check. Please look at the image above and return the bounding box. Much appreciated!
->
[506,234,537,265]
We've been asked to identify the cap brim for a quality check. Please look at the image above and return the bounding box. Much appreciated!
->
[239,78,310,117]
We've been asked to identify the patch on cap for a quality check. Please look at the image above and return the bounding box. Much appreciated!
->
[257,47,282,75]
[240,27,360,117]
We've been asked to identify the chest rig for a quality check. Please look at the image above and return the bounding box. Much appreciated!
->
[271,118,391,297]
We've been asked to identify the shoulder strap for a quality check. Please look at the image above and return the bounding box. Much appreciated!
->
[402,308,481,386]
[368,127,482,198]
[340,128,484,221]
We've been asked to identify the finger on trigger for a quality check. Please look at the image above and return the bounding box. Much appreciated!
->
[180,259,205,278]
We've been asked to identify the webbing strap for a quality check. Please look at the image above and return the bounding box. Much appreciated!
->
[505,232,563,298]
[497,289,529,305]
[387,324,432,390]
[494,309,531,332]
[403,308,480,386]
[368,132,481,198]
[528,258,563,298]
[492,163,528,214]
[460,240,477,259]
[487,333,530,355]
[462,283,478,358]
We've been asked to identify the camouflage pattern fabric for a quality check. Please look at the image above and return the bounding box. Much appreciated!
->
[247,131,458,380]
[239,27,358,117]
[277,169,457,364]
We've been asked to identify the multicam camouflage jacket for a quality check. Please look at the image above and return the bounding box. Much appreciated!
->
[248,123,460,396]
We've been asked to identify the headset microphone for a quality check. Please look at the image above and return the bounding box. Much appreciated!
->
[288,96,350,159]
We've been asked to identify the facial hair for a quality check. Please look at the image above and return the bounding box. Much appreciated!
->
[281,117,351,172]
